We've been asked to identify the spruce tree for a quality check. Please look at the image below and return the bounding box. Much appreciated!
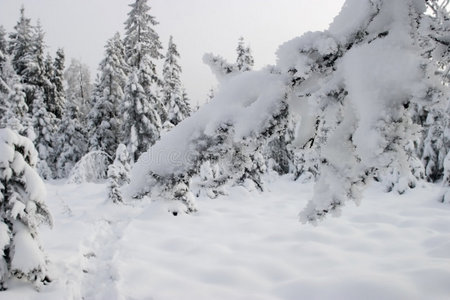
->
[162,36,191,126]
[236,37,254,72]
[0,128,53,290]
[89,33,128,157]
[122,0,165,161]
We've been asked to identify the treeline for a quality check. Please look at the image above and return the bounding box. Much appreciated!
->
[0,0,192,180]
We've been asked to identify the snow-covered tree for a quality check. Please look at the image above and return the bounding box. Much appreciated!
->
[64,58,93,119]
[128,69,289,213]
[31,90,57,179]
[55,101,88,178]
[162,36,191,126]
[0,128,52,290]
[47,48,65,119]
[8,7,34,91]
[203,53,237,83]
[121,70,161,161]
[2,78,33,139]
[122,0,165,160]
[236,37,254,72]
[107,144,131,203]
[288,0,441,223]
[88,33,128,157]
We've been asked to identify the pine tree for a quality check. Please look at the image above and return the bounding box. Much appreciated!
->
[162,36,191,126]
[55,101,88,178]
[236,37,254,72]
[0,128,53,290]
[107,144,131,203]
[88,33,128,157]
[122,0,165,160]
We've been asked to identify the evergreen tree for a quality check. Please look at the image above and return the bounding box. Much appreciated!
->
[122,70,161,161]
[3,78,33,139]
[122,0,165,160]
[107,144,131,203]
[55,101,88,178]
[32,89,57,179]
[49,48,65,119]
[88,33,128,157]
[162,36,191,126]
[236,37,254,72]
[8,7,34,86]
[64,58,93,119]
[0,128,52,290]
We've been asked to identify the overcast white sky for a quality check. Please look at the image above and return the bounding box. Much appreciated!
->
[0,0,345,104]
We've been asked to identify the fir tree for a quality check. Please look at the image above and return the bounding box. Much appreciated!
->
[88,33,128,157]
[236,37,254,72]
[122,0,165,160]
[107,144,131,203]
[162,36,191,126]
[0,128,53,290]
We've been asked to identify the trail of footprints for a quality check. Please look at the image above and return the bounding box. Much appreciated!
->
[80,218,129,300]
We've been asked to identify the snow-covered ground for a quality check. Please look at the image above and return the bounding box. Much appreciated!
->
[2,177,450,300]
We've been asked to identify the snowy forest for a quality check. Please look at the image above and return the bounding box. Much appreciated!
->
[1,0,450,299]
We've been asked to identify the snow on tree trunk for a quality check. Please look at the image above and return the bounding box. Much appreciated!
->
[0,128,52,290]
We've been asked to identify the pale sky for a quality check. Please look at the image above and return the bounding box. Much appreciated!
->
[0,0,345,104]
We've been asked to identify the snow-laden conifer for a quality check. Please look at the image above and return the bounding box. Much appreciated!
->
[122,0,165,161]
[89,33,128,158]
[0,128,52,290]
[236,37,254,72]
[55,101,88,178]
[162,36,191,127]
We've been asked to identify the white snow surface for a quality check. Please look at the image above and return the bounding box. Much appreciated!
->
[2,178,450,299]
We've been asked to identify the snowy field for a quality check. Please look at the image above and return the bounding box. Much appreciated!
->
[2,177,450,300]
